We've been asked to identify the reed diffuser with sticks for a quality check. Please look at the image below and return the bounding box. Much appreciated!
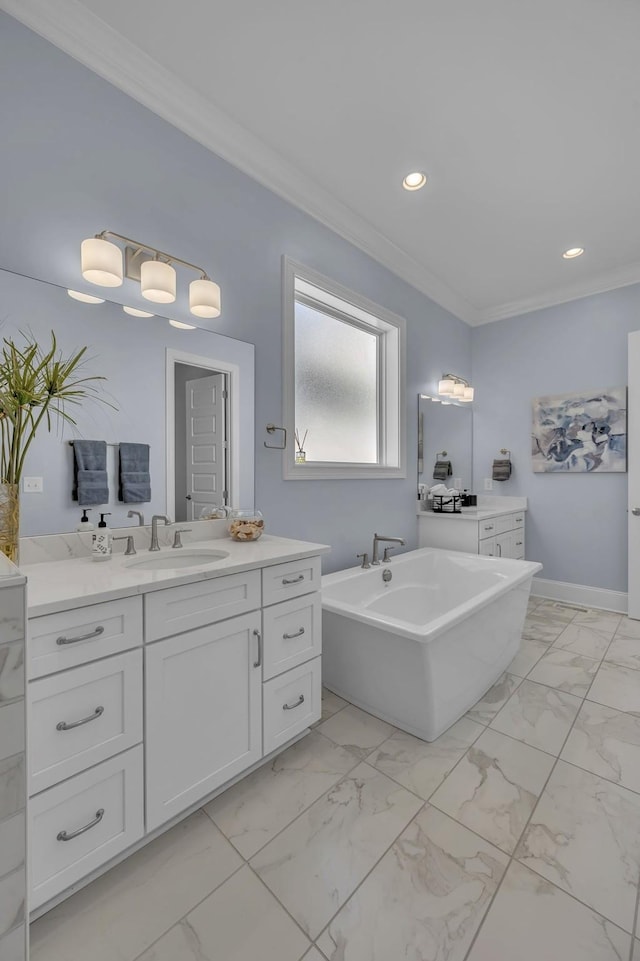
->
[294,428,308,464]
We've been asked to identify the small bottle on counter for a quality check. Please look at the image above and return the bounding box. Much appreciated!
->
[92,512,112,561]
[76,508,94,531]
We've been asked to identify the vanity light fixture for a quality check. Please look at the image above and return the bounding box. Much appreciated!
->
[402,171,427,191]
[80,230,221,317]
[169,319,196,330]
[438,373,474,402]
[67,289,105,304]
[123,306,155,318]
[562,247,584,259]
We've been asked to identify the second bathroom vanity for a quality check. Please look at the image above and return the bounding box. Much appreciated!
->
[418,496,527,559]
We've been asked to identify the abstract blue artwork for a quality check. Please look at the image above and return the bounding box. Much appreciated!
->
[532,387,627,473]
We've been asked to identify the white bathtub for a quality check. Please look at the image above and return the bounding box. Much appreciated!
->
[321,547,541,741]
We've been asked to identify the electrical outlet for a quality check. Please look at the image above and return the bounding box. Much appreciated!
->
[484,477,493,491]
[23,476,43,493]
[453,477,462,490]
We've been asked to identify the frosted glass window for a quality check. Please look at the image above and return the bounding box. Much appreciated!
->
[295,302,378,463]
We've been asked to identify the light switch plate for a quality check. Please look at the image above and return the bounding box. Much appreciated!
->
[23,476,43,493]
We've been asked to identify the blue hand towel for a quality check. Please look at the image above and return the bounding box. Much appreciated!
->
[119,444,151,503]
[72,440,108,504]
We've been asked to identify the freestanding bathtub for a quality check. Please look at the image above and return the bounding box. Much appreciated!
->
[322,547,541,741]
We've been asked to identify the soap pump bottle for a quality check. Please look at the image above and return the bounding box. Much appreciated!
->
[92,512,112,561]
[76,508,94,532]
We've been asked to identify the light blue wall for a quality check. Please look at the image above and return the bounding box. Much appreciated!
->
[0,13,471,572]
[472,286,640,592]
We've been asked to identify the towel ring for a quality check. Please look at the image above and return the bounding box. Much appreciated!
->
[499,448,511,457]
[264,424,287,449]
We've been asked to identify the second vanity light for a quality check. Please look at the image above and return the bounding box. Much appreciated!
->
[80,230,221,318]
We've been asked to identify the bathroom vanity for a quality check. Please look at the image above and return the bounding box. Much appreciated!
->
[417,496,527,559]
[21,532,328,913]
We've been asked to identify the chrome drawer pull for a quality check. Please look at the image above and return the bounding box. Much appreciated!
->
[253,629,263,668]
[516,541,523,546]
[56,706,105,731]
[57,808,104,842]
[283,694,305,711]
[484,525,494,532]
[56,626,105,646]
[283,627,305,640]
[515,517,523,523]
[282,574,304,585]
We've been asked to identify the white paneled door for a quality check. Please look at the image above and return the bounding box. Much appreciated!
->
[628,331,640,619]
[186,373,226,520]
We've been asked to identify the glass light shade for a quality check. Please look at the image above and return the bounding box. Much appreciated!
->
[67,289,104,304]
[460,386,475,402]
[140,260,176,303]
[123,306,155,317]
[452,382,465,398]
[169,319,196,330]
[81,238,123,287]
[562,247,584,259]
[402,172,427,191]
[189,279,221,318]
[438,378,455,395]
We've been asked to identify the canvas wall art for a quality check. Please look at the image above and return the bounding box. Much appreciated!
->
[532,386,627,473]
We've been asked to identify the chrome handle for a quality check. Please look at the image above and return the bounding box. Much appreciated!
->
[484,525,494,532]
[633,508,640,516]
[56,626,105,646]
[282,574,304,585]
[56,706,104,731]
[283,627,305,640]
[57,808,105,842]
[515,516,523,523]
[283,694,305,711]
[113,535,136,555]
[497,543,502,556]
[516,540,523,546]
[253,628,262,668]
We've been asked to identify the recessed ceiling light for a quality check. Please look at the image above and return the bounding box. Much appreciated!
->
[169,319,196,330]
[67,289,105,304]
[123,306,155,317]
[402,171,427,191]
[562,247,584,259]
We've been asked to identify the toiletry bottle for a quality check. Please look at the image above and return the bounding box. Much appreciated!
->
[76,508,94,532]
[92,512,112,561]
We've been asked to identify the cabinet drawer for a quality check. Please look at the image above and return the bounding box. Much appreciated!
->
[262,556,321,607]
[263,593,321,680]
[495,513,516,535]
[29,597,143,679]
[145,571,261,642]
[512,513,525,529]
[29,745,143,910]
[29,650,143,795]
[479,519,497,539]
[263,657,321,755]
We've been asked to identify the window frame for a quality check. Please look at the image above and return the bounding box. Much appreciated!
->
[282,257,407,480]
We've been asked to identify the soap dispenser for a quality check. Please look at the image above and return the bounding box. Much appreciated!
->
[76,508,94,532]
[92,512,112,561]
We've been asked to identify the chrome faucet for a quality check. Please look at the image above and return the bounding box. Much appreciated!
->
[149,515,171,551]
[371,533,405,565]
[127,509,145,526]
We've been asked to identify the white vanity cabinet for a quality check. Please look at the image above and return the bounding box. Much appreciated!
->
[418,501,526,560]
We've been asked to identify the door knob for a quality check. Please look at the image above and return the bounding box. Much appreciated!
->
[632,508,640,516]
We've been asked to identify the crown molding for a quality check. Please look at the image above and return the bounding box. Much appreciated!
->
[476,260,640,325]
[0,0,479,325]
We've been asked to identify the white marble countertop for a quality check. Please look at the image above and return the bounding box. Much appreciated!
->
[20,534,331,617]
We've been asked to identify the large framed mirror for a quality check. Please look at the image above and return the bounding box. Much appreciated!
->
[0,267,254,536]
[417,393,473,494]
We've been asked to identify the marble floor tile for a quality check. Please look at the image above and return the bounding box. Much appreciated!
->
[0,924,26,961]
[553,622,612,660]
[522,612,567,645]
[615,617,640,640]
[317,705,396,759]
[249,762,422,939]
[571,609,622,636]
[302,950,326,961]
[466,672,522,725]
[490,679,581,755]
[534,600,579,622]
[205,731,358,858]
[588,662,640,715]
[368,716,484,800]
[30,810,242,961]
[634,939,640,961]
[605,635,640,672]
[430,728,553,854]
[320,688,347,721]
[316,805,508,961]
[507,638,549,677]
[516,761,640,932]
[467,861,630,961]
[527,649,600,696]
[560,700,640,793]
[136,867,309,961]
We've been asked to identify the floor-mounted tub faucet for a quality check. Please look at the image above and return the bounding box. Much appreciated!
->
[371,534,405,565]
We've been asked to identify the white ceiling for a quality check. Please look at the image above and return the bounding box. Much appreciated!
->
[5,0,640,325]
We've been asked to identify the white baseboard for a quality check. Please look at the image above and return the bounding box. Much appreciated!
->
[531,576,628,615]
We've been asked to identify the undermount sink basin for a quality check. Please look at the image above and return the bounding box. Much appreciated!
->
[125,549,229,571]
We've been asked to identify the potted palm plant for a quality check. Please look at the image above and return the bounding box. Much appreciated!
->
[0,330,108,563]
